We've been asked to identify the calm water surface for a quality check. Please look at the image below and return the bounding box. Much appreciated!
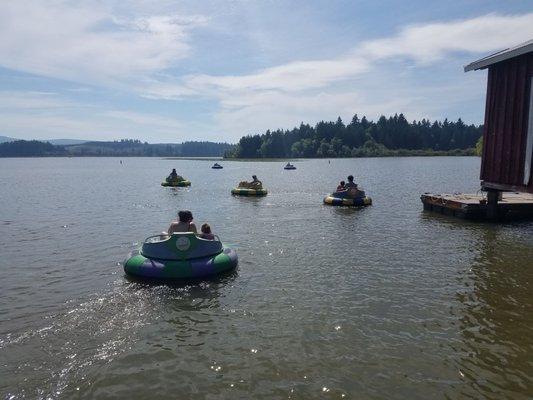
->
[0,157,532,399]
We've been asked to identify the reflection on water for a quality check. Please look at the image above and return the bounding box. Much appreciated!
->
[0,157,532,399]
[231,195,269,208]
[0,279,234,399]
[1,284,153,399]
[453,228,533,400]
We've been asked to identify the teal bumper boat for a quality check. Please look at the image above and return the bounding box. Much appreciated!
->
[124,232,238,280]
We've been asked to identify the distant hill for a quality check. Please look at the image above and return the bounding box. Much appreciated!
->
[0,136,87,145]
[0,135,15,143]
[0,139,235,157]
[65,139,234,157]
[47,139,88,145]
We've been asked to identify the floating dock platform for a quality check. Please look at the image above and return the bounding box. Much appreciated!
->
[421,192,533,220]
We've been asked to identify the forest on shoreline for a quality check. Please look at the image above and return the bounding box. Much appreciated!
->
[0,139,234,157]
[1,114,484,158]
[226,114,483,158]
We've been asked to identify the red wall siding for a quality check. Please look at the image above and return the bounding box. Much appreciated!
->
[480,52,533,193]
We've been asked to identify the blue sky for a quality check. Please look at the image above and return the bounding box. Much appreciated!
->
[0,0,532,143]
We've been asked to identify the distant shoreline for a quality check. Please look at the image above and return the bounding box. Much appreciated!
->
[0,155,222,160]
[0,154,479,160]
[0,139,234,158]
[225,148,478,160]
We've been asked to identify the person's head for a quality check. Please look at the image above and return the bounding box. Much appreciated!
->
[347,175,354,182]
[340,181,345,186]
[178,210,193,223]
[201,223,211,234]
[172,168,176,172]
[252,175,257,180]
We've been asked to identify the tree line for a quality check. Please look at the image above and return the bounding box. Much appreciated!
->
[0,139,235,157]
[226,114,483,158]
[0,140,67,157]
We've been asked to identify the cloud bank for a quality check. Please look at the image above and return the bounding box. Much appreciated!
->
[176,13,533,136]
[1,2,532,141]
[0,1,207,89]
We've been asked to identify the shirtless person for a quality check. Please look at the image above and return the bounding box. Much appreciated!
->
[166,210,197,235]
[344,175,361,198]
[344,175,358,189]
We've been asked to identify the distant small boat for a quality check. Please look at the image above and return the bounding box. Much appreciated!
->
[284,162,296,170]
[212,163,223,169]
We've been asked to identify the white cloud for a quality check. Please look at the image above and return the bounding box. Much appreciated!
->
[174,12,533,138]
[3,3,529,100]
[0,91,190,142]
[213,90,407,137]
[210,78,485,139]
[103,110,183,130]
[2,5,532,142]
[176,12,533,98]
[0,1,207,89]
[360,13,533,63]
[0,91,77,110]
[186,58,370,93]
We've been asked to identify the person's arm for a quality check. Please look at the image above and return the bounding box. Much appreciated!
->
[167,222,175,235]
[189,223,198,234]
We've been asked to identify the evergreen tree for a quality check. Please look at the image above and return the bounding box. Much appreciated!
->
[228,113,483,158]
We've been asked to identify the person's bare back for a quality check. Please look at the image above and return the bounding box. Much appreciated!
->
[165,210,198,236]
[168,221,197,234]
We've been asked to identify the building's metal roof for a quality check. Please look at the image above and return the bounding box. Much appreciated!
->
[464,39,533,72]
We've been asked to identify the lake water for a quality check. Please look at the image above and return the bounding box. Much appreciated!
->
[0,157,532,399]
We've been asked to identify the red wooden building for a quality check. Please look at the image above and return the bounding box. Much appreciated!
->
[465,40,533,194]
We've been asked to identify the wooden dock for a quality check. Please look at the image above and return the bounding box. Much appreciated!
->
[421,192,533,220]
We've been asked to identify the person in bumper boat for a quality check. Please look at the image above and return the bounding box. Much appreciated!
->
[342,175,362,198]
[167,168,183,182]
[251,175,263,188]
[200,223,215,240]
[238,175,263,189]
[344,175,358,189]
[166,210,197,235]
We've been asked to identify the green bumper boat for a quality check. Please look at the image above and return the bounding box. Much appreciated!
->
[231,187,268,196]
[124,232,238,280]
[161,179,191,187]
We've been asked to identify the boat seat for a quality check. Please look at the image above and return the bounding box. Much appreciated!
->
[141,232,223,260]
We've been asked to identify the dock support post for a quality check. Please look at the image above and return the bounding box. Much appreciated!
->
[486,189,500,220]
